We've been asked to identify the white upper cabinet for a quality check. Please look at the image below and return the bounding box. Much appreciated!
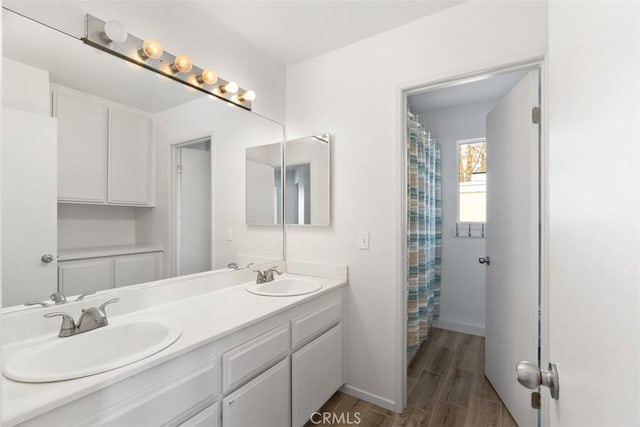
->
[53,86,154,207]
[54,91,108,203]
[108,108,153,205]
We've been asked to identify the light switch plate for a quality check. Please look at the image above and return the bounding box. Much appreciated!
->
[225,227,233,241]
[358,232,370,250]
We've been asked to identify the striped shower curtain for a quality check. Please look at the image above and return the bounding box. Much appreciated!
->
[407,112,442,352]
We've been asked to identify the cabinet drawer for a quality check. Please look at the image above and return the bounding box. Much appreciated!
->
[222,324,289,393]
[100,360,218,427]
[292,323,345,427]
[292,299,342,349]
[179,402,219,427]
[222,358,290,427]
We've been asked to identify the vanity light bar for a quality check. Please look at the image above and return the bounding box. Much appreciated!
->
[83,15,254,111]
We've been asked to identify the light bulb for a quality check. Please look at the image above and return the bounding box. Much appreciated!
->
[219,81,239,94]
[198,68,218,85]
[239,90,256,102]
[140,39,163,59]
[102,20,127,44]
[172,55,193,73]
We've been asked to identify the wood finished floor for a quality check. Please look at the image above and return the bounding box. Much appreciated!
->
[307,328,518,427]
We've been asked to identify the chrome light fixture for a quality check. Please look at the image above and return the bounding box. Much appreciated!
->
[84,15,255,110]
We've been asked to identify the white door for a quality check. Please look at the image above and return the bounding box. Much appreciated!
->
[2,108,58,306]
[547,2,640,425]
[177,141,212,275]
[484,69,540,427]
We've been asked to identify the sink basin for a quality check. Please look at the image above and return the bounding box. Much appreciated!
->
[3,319,181,383]
[246,277,322,297]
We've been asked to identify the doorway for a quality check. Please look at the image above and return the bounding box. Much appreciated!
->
[174,137,213,276]
[403,64,542,426]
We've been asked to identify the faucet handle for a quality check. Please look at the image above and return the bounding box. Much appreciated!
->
[44,312,76,332]
[98,298,120,314]
[75,291,96,301]
[25,300,49,307]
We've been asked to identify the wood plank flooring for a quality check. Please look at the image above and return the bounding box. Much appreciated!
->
[307,328,518,427]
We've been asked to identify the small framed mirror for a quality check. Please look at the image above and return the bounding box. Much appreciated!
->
[283,133,331,226]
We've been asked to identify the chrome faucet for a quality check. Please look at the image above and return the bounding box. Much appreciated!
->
[254,267,283,284]
[25,290,96,308]
[44,298,120,338]
[227,262,255,270]
[50,292,67,304]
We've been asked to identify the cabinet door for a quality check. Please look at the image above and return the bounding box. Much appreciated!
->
[114,252,161,287]
[180,403,220,427]
[222,358,290,427]
[54,92,108,203]
[108,108,153,205]
[58,258,114,296]
[292,323,344,427]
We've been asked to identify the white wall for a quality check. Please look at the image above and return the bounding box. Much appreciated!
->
[2,58,49,115]
[148,96,284,277]
[57,204,137,249]
[547,2,640,425]
[3,1,286,122]
[285,0,547,410]
[419,100,497,336]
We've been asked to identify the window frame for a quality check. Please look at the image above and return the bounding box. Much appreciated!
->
[456,137,487,224]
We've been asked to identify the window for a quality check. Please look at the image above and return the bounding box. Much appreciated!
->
[457,138,486,223]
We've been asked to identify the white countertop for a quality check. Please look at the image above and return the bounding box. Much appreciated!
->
[1,273,346,425]
[58,245,164,261]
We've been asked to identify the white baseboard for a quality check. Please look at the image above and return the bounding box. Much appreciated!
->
[339,384,396,412]
[433,318,485,337]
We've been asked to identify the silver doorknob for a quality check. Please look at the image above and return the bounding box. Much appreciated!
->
[41,254,54,263]
[478,256,490,265]
[517,361,559,399]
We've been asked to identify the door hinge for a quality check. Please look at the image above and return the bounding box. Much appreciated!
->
[176,164,182,174]
[531,391,541,409]
[532,107,541,124]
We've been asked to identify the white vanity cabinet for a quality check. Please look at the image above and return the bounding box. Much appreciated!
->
[58,258,115,296]
[10,285,346,427]
[53,86,154,207]
[58,250,163,295]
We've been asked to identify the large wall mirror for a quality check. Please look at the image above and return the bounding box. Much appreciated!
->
[1,9,284,309]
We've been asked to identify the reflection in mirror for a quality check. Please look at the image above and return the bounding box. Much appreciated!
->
[246,143,282,225]
[1,9,284,308]
[284,134,331,226]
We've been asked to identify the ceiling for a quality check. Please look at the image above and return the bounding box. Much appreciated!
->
[408,69,530,113]
[200,1,465,64]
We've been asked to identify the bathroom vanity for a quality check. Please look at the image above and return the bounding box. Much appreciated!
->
[1,263,347,427]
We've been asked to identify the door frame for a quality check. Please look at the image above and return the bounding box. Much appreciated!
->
[168,133,215,278]
[395,55,549,420]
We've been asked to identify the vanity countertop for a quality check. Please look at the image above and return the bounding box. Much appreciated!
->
[57,245,165,261]
[1,273,347,425]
